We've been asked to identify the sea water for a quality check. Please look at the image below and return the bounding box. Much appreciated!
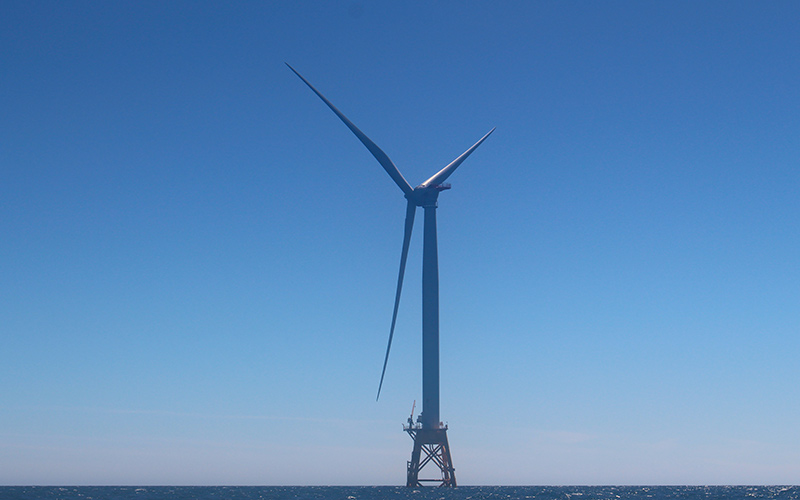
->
[0,486,798,500]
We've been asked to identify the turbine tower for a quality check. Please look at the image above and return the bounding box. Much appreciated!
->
[288,64,493,487]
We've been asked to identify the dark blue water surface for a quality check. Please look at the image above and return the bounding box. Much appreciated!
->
[1,486,798,500]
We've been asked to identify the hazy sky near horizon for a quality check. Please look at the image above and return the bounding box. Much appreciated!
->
[2,0,799,486]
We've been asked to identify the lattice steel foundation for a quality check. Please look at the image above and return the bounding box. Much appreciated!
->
[404,423,456,487]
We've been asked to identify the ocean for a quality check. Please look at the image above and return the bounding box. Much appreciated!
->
[0,486,797,500]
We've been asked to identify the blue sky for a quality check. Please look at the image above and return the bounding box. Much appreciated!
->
[2,0,799,486]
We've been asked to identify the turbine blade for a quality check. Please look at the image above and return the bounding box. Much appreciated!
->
[286,63,414,196]
[377,200,416,401]
[419,127,496,188]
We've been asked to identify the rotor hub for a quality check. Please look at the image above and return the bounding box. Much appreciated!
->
[408,184,450,208]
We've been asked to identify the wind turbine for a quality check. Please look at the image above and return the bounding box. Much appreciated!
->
[288,63,493,487]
